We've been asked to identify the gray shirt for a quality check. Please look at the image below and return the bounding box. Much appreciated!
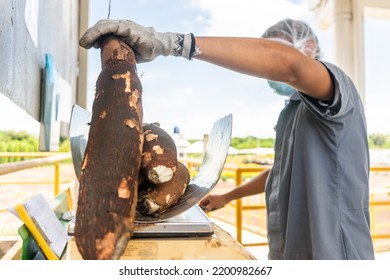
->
[265,61,375,260]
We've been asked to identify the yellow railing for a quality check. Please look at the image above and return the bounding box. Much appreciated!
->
[0,152,73,212]
[370,185,390,242]
[221,163,269,246]
[179,157,390,247]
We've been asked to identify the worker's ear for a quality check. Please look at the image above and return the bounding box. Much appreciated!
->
[302,39,318,59]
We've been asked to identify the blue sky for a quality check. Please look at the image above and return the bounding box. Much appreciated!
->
[0,0,389,140]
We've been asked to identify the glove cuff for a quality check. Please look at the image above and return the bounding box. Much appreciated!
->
[162,33,198,60]
[173,33,197,60]
[155,32,200,60]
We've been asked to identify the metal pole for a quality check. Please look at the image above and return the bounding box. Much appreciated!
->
[54,162,60,196]
[0,154,71,175]
[333,0,365,102]
[236,170,243,243]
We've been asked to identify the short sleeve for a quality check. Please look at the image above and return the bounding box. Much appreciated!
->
[298,61,359,121]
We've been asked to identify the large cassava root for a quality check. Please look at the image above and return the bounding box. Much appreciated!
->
[74,36,143,260]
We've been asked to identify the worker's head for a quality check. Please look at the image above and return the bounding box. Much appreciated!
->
[262,18,322,60]
[262,19,322,97]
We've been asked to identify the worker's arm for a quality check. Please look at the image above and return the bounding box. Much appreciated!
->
[199,168,270,212]
[195,37,334,101]
[79,20,333,101]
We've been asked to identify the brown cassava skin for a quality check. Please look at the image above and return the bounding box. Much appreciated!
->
[137,162,190,215]
[75,36,143,260]
[141,123,178,184]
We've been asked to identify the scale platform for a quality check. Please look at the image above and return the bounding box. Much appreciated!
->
[67,205,213,238]
[133,205,214,238]
[68,205,214,238]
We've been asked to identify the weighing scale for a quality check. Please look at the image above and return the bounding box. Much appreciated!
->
[68,106,255,259]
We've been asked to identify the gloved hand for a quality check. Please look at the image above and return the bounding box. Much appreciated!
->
[79,20,198,63]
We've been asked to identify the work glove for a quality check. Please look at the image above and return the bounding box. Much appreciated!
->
[79,20,198,63]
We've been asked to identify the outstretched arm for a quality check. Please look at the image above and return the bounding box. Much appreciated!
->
[195,37,334,101]
[79,20,334,101]
[199,168,270,212]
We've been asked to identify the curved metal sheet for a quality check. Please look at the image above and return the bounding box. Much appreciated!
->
[69,105,232,222]
[136,114,232,222]
[69,105,91,179]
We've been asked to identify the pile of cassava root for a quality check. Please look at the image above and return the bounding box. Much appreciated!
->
[74,36,189,260]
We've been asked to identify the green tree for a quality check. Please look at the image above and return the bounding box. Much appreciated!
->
[0,130,39,162]
[231,136,275,149]
[368,134,390,149]
[59,137,71,152]
[259,137,275,148]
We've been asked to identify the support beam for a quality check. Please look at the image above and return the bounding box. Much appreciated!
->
[333,0,365,103]
[77,0,90,109]
[364,0,390,10]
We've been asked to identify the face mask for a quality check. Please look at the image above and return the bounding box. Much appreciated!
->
[267,80,296,97]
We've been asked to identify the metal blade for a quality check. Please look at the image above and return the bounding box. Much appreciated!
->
[69,105,91,179]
